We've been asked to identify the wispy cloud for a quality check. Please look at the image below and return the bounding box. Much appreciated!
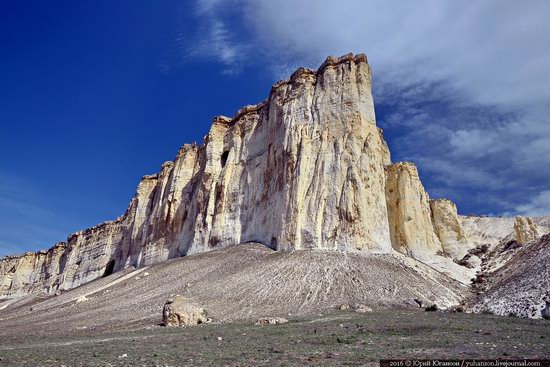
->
[171,0,250,75]
[513,190,550,217]
[184,0,550,216]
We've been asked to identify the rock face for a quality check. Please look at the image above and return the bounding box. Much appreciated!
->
[385,162,442,259]
[514,216,542,245]
[0,53,399,296]
[430,199,469,259]
[0,52,547,300]
[163,296,208,326]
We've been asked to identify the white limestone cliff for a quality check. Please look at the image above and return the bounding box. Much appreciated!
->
[514,216,543,245]
[1,53,547,297]
[430,199,469,259]
[385,162,443,259]
[0,54,398,295]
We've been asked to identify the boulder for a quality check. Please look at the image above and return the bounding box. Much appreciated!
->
[254,317,289,326]
[75,295,88,304]
[162,296,208,326]
[402,299,422,308]
[353,304,373,313]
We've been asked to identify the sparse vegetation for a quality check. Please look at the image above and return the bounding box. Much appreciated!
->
[425,304,438,312]
[0,310,548,366]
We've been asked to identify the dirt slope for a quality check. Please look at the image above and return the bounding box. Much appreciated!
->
[0,244,466,336]
[471,234,550,318]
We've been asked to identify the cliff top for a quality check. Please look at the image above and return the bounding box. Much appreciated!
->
[212,53,370,127]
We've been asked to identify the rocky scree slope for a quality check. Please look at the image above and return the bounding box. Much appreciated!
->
[469,230,550,318]
[0,244,466,335]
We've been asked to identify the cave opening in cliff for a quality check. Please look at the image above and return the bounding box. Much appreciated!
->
[220,150,229,168]
[103,260,115,277]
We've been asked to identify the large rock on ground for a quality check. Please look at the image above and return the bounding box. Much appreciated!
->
[162,296,208,326]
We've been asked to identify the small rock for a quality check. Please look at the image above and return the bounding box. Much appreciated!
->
[353,304,373,313]
[217,336,223,341]
[75,295,88,304]
[402,299,421,308]
[255,317,289,326]
[163,295,209,326]
[339,304,350,311]
[143,272,150,277]
[118,354,127,359]
[447,305,465,313]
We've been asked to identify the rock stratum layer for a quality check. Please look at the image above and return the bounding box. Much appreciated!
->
[1,53,548,305]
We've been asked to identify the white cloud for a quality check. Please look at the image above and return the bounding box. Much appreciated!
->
[449,130,499,158]
[515,190,550,217]
[230,0,550,106]
[176,1,248,74]
[188,0,550,215]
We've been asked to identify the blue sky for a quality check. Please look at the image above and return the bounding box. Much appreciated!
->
[1,0,549,257]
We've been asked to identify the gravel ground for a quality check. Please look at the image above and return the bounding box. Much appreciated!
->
[1,244,546,366]
[0,310,548,366]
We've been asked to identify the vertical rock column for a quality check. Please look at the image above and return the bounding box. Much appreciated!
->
[272,54,393,252]
[182,53,394,253]
[514,216,542,245]
[385,162,443,258]
[430,199,470,259]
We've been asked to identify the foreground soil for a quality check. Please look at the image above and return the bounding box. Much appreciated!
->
[0,310,548,366]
